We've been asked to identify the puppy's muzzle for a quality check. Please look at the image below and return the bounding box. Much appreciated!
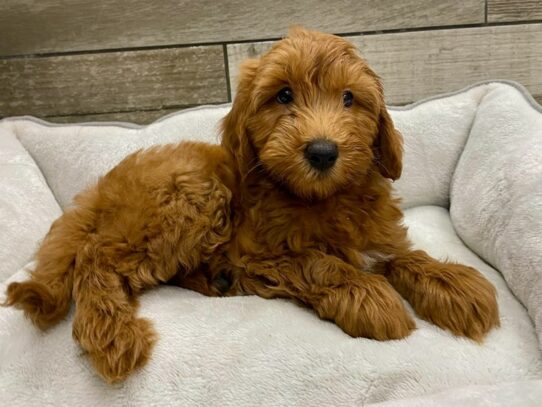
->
[304,139,338,171]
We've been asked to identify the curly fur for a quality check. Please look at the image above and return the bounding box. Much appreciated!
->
[3,27,499,383]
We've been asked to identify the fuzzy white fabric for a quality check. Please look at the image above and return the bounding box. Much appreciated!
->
[371,379,542,407]
[0,81,541,406]
[450,85,542,354]
[0,128,61,282]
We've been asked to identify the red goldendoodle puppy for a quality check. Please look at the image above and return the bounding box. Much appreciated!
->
[4,28,499,383]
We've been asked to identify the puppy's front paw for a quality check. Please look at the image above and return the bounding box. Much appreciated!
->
[317,275,415,340]
[395,263,500,341]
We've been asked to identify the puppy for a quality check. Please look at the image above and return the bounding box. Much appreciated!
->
[4,27,499,383]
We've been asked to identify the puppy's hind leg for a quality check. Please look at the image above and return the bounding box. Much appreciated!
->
[71,169,234,383]
[71,242,157,384]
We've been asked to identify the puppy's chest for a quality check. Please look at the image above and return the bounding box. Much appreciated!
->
[233,195,368,256]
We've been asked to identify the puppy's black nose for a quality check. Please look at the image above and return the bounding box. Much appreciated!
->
[304,139,338,171]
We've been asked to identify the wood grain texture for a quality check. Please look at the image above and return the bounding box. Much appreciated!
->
[488,0,542,22]
[227,24,542,105]
[44,108,189,125]
[0,46,227,117]
[0,0,485,56]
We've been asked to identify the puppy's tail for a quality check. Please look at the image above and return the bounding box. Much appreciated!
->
[4,202,95,330]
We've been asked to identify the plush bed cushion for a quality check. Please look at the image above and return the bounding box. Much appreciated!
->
[0,81,541,406]
[0,127,61,280]
[450,85,542,355]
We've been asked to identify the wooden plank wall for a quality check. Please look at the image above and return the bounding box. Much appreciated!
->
[0,0,540,123]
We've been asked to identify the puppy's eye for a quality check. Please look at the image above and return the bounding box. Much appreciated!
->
[343,90,354,107]
[276,87,294,104]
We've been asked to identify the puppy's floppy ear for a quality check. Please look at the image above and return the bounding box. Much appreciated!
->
[373,106,403,181]
[221,58,260,179]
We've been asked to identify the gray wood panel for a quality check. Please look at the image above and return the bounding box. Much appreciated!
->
[227,24,542,105]
[0,46,227,117]
[44,108,189,125]
[0,0,485,56]
[488,0,542,22]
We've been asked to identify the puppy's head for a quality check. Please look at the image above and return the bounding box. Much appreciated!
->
[222,27,402,200]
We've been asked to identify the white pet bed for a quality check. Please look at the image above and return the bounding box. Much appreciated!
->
[0,81,541,406]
